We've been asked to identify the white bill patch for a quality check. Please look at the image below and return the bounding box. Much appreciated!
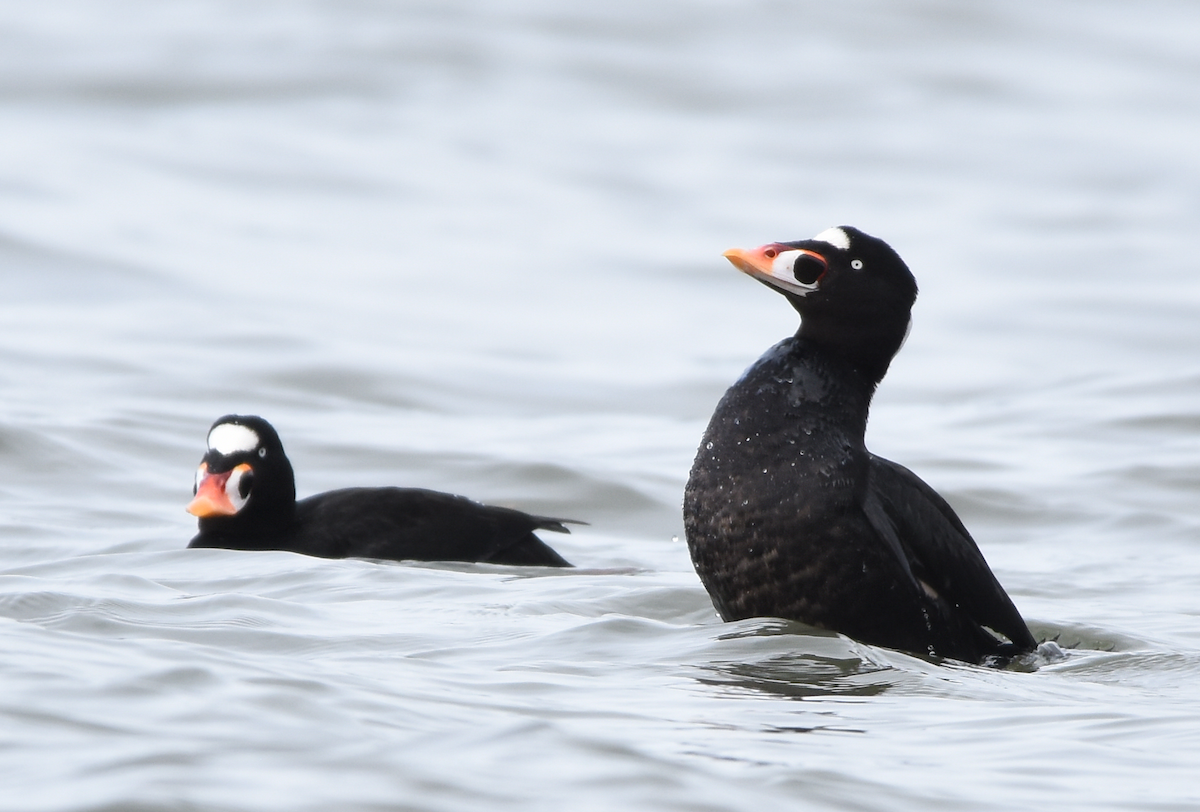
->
[208,422,260,455]
[224,465,252,512]
[768,250,822,297]
[811,227,850,251]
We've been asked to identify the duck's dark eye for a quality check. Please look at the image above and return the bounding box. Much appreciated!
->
[238,471,255,499]
[792,253,827,285]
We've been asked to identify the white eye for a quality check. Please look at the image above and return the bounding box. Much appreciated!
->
[225,467,254,512]
[850,259,864,270]
[258,447,267,458]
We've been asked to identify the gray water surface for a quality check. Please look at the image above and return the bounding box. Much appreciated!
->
[3,1,1200,810]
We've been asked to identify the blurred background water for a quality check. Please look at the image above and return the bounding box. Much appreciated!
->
[2,1,1199,810]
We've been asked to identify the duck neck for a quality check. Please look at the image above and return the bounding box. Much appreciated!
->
[782,336,875,434]
[198,500,297,549]
[795,313,907,389]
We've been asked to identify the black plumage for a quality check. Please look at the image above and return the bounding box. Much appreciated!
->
[683,226,1035,662]
[187,415,574,567]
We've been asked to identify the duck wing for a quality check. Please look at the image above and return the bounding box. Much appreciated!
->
[863,456,1036,650]
[294,487,574,566]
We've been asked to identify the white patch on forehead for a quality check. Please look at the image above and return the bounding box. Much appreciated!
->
[208,423,260,455]
[811,227,851,251]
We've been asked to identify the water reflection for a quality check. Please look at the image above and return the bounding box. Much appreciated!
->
[692,619,899,701]
[1029,620,1139,654]
[691,616,1090,695]
[697,655,896,702]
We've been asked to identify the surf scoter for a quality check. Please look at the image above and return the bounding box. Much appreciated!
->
[683,226,1036,662]
[187,415,574,566]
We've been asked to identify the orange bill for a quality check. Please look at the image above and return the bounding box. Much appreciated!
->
[186,464,246,517]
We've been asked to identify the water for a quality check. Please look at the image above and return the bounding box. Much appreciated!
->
[2,0,1200,809]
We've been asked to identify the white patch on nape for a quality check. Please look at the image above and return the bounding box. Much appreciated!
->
[811,227,851,251]
[208,422,260,455]
[898,316,913,352]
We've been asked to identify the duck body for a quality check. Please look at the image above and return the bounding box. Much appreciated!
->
[191,486,573,566]
[187,415,573,567]
[684,227,1035,662]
